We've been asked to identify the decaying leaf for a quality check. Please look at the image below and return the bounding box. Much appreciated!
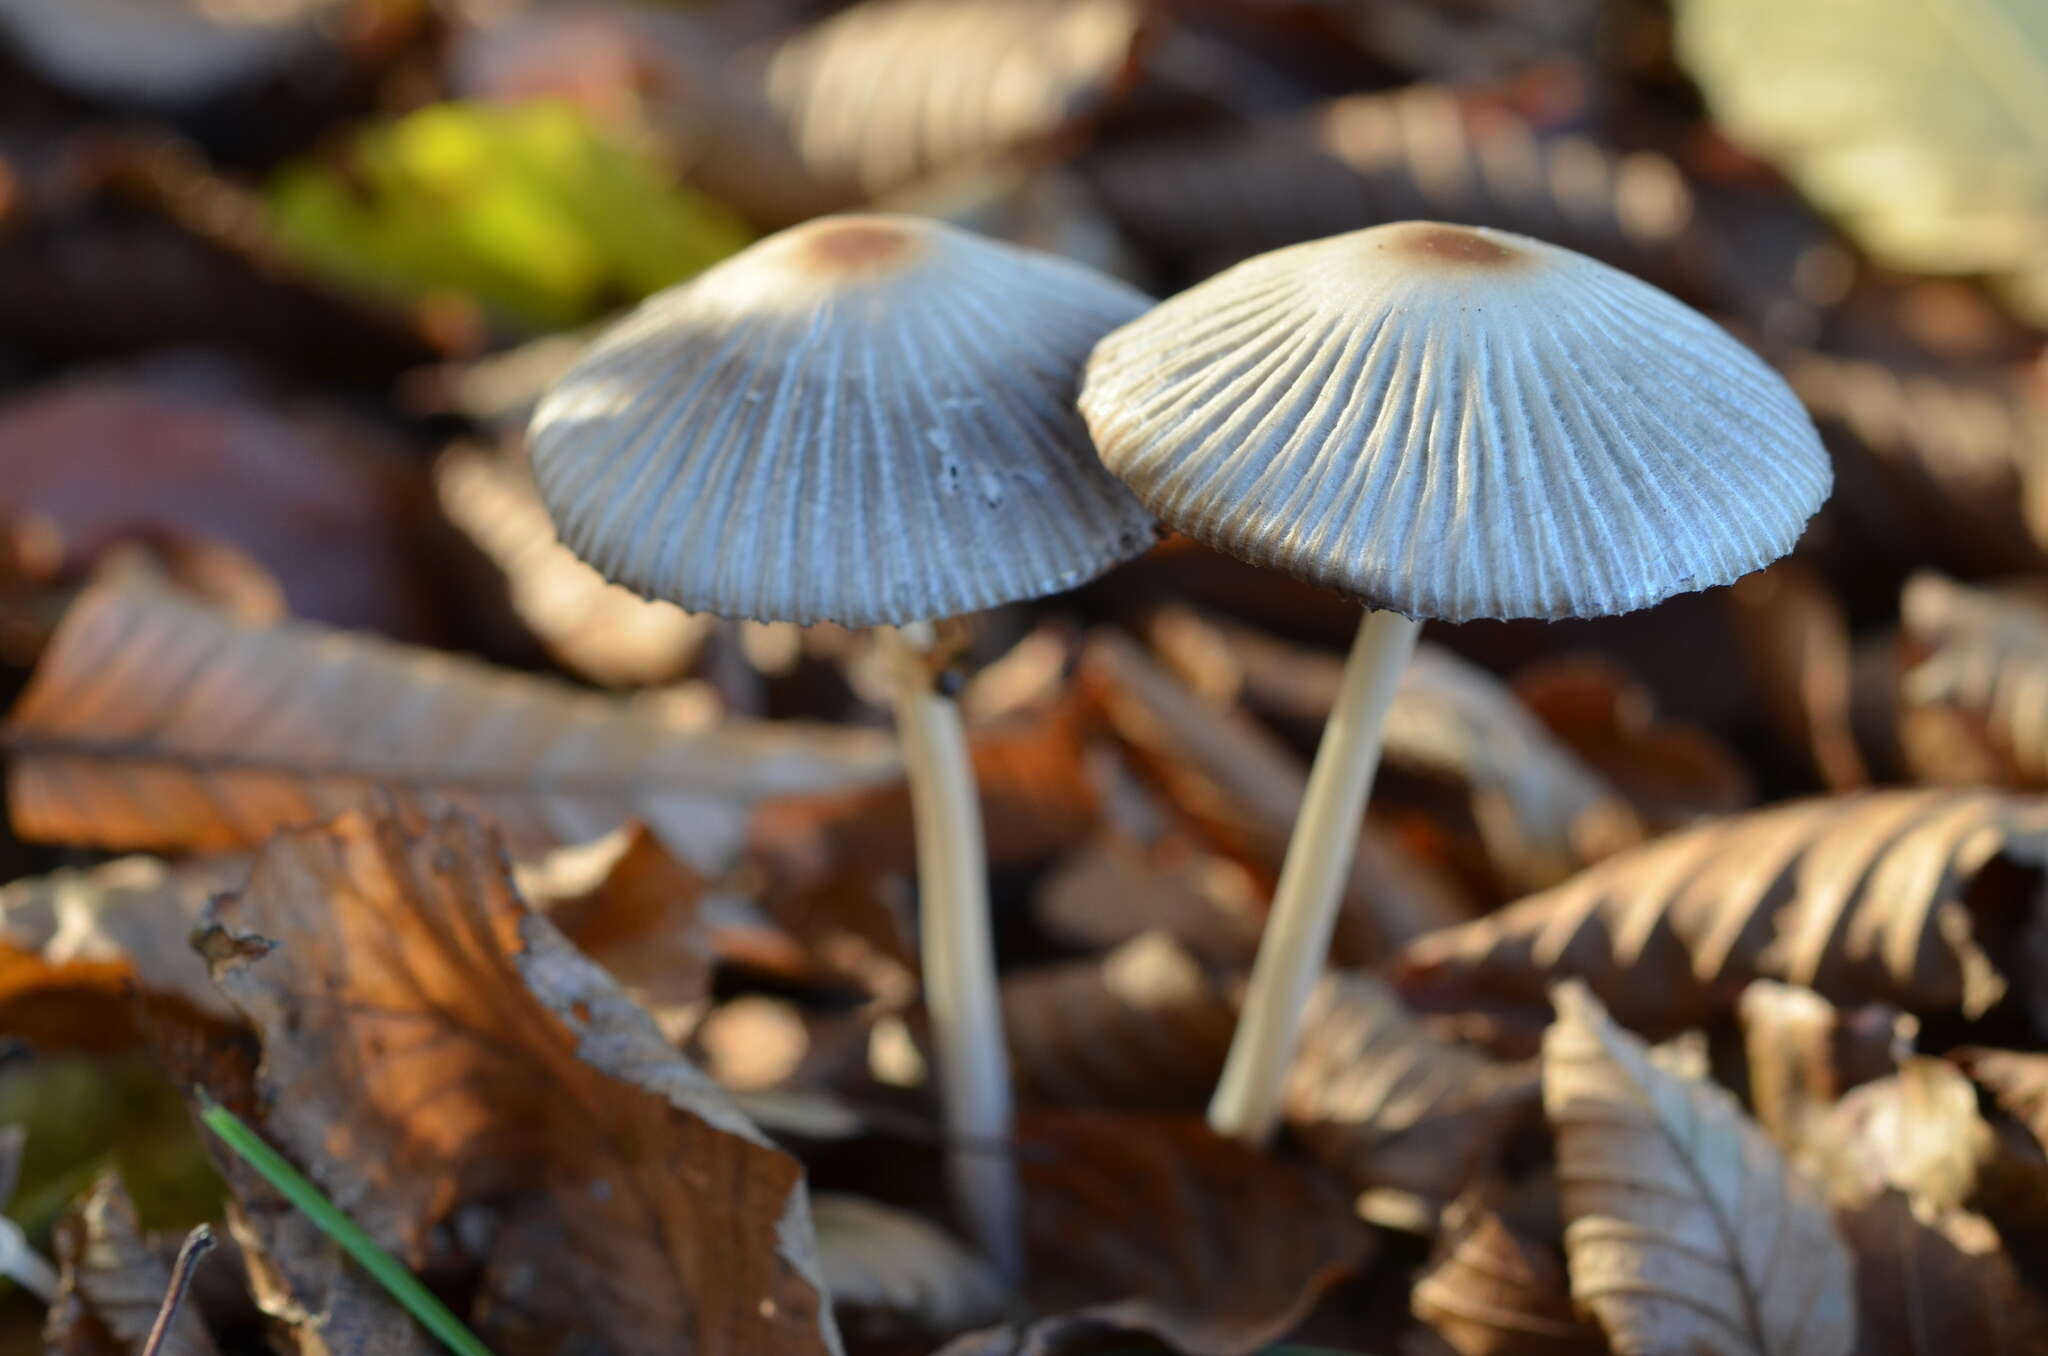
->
[1835,1191,2048,1356]
[434,444,713,688]
[1737,980,1911,1162]
[1411,1196,1603,1356]
[198,809,839,1356]
[1401,789,2048,1035]
[46,1174,220,1356]
[1512,655,1754,832]
[1032,838,1261,972]
[1082,84,1698,292]
[1285,973,1538,1212]
[813,1193,1010,1337]
[760,0,1146,202]
[1078,630,1468,963]
[522,823,718,1018]
[1012,1112,1371,1356]
[0,853,248,1020]
[1899,572,2048,787]
[1806,1057,1992,1215]
[1160,615,1639,892]
[3,566,895,871]
[1543,983,1855,1356]
[1001,932,1235,1113]
[1726,560,1870,791]
[1784,352,2048,577]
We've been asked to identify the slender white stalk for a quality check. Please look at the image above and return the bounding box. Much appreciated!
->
[1207,608,1423,1143]
[0,1215,57,1303]
[876,623,1021,1280]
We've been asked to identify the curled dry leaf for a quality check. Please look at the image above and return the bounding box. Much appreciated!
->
[1077,630,1468,963]
[1806,1057,1992,1214]
[3,567,895,872]
[198,810,837,1356]
[1400,788,2048,1036]
[0,853,248,1021]
[1082,84,1698,291]
[46,1174,220,1356]
[812,1193,1010,1337]
[1898,572,2048,787]
[1411,1196,1603,1356]
[434,444,713,688]
[1001,932,1235,1113]
[760,0,1146,203]
[1011,1111,1371,1356]
[1543,983,1855,1356]
[1726,560,1870,792]
[521,824,717,1017]
[1285,973,1539,1212]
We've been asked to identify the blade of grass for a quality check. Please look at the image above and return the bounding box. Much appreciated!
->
[196,1096,496,1356]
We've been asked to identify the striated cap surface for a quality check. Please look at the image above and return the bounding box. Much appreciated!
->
[1080,221,1831,622]
[529,214,1157,627]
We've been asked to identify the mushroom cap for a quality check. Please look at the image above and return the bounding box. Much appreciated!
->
[529,214,1158,627]
[1079,221,1832,622]
[0,0,339,106]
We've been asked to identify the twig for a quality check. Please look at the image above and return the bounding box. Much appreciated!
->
[139,1225,216,1356]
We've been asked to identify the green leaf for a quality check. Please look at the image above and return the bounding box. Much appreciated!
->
[266,101,752,329]
[1674,0,2048,321]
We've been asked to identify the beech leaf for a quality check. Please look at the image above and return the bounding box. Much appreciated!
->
[3,566,895,871]
[1412,1196,1604,1356]
[1401,789,2048,1035]
[198,809,839,1356]
[1543,982,1855,1356]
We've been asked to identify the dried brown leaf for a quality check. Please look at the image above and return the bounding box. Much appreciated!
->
[1726,560,1870,792]
[1785,352,2048,577]
[1953,1046,2048,1153]
[0,360,446,638]
[1078,630,1467,963]
[1412,1197,1604,1356]
[1286,973,1539,1211]
[1898,572,2048,787]
[1806,1058,1992,1214]
[4,567,895,871]
[1014,1111,1372,1356]
[813,1193,1010,1338]
[1162,616,1640,892]
[1032,839,1261,972]
[758,0,1146,202]
[1401,789,2046,1035]
[1083,86,1698,292]
[46,1175,219,1356]
[0,853,248,1020]
[1001,932,1235,1112]
[434,444,712,688]
[1835,1191,2048,1356]
[1543,983,1855,1356]
[1736,981,1911,1161]
[198,810,837,1356]
[1512,656,1754,831]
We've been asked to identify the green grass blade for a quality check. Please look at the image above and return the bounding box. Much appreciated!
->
[197,1097,495,1356]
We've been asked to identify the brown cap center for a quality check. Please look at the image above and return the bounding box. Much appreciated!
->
[796,220,919,275]
[1388,224,1520,267]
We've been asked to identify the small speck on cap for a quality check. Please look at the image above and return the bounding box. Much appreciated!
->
[1079,220,1832,622]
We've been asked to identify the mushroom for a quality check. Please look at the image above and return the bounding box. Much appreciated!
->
[1080,220,1832,1142]
[529,213,1156,1272]
[0,0,344,107]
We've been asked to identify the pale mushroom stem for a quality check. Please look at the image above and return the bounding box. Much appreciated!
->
[1207,608,1423,1143]
[875,622,1022,1280]
[0,1215,58,1304]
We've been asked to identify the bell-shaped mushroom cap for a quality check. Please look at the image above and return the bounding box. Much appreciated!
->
[1080,221,1831,622]
[530,214,1157,627]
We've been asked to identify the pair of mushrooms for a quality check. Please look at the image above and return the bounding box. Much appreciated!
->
[530,214,1830,1272]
